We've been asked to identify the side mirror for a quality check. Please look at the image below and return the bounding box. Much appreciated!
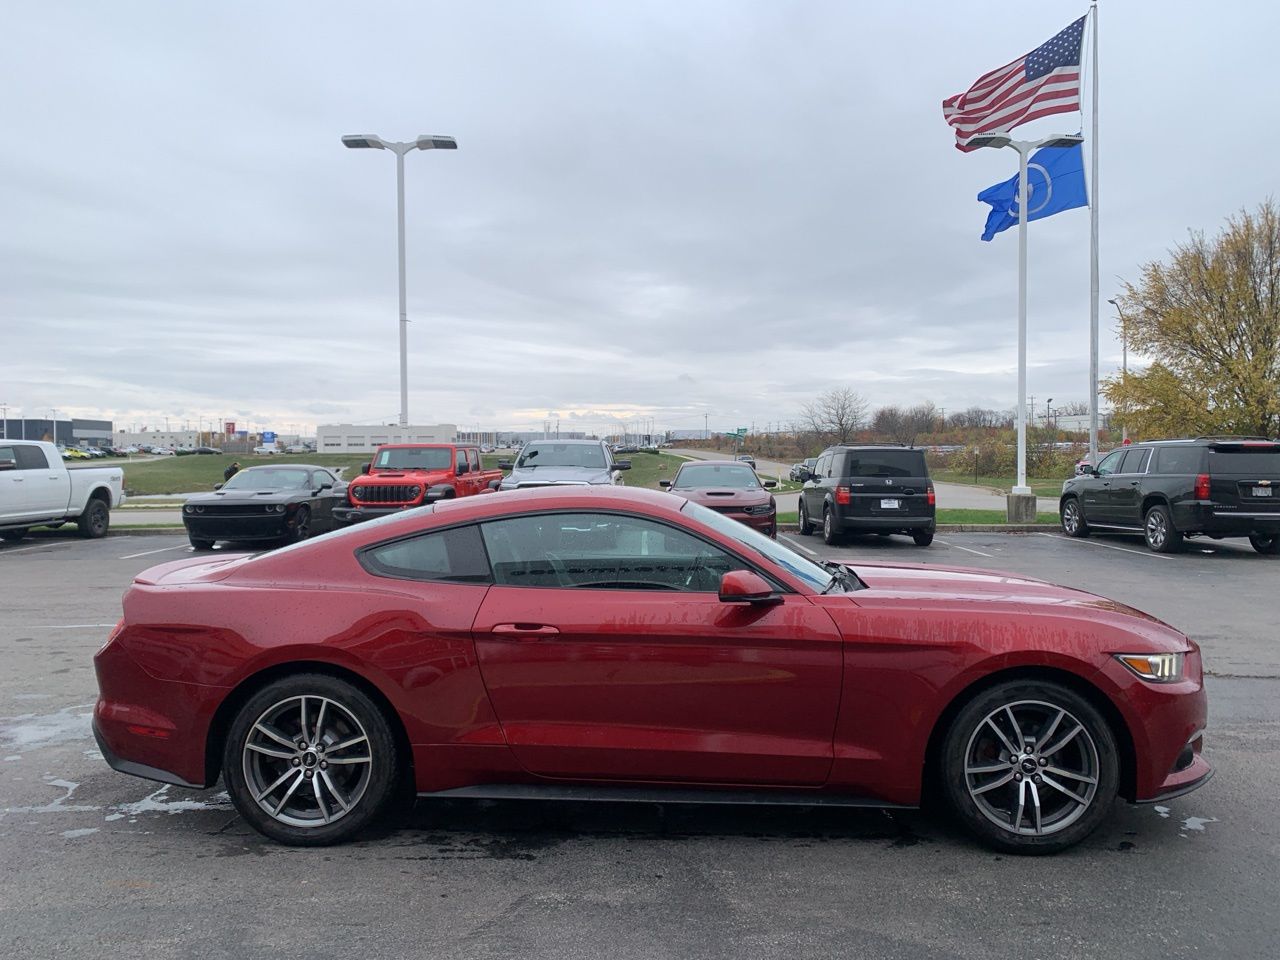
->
[213,482,223,491]
[360,462,372,475]
[658,479,672,488]
[498,460,514,470]
[796,468,811,481]
[718,570,782,605]
[425,485,453,502]
[763,480,777,489]
[488,478,502,491]
[614,460,631,471]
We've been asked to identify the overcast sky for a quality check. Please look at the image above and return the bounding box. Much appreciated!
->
[2,1,1275,437]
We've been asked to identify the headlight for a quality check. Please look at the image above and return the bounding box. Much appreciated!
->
[1115,653,1184,683]
[183,505,194,514]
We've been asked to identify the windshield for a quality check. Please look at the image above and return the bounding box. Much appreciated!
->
[517,443,607,469]
[845,451,926,478]
[222,468,311,491]
[375,447,452,470]
[673,464,761,490]
[680,500,831,591]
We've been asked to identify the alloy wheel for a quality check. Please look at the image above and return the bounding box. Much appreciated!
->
[1062,501,1079,534]
[242,695,373,829]
[1145,510,1167,549]
[962,699,1100,838]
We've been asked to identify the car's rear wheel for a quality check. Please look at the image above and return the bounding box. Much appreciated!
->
[1143,504,1183,553]
[912,530,934,547]
[798,499,815,536]
[1060,498,1090,538]
[1249,533,1279,555]
[822,506,841,546]
[1,528,28,543]
[77,498,110,538]
[940,680,1118,854]
[222,673,400,846]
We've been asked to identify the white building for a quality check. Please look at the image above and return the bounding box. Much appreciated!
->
[316,423,457,453]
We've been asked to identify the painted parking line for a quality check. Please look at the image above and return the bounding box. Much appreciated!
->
[1034,531,1173,561]
[932,537,994,558]
[33,623,118,629]
[0,541,82,558]
[779,534,818,556]
[117,544,190,560]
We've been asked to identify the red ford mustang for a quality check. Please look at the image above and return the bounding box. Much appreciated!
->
[93,486,1211,852]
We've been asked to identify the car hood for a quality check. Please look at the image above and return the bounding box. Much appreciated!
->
[187,490,307,505]
[504,466,614,486]
[674,487,771,507]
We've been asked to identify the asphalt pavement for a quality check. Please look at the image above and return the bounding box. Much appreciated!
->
[1,531,1276,959]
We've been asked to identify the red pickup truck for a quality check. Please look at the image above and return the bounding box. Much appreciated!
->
[333,443,504,525]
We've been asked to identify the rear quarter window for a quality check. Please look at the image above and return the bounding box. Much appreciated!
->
[1153,447,1205,474]
[361,524,491,583]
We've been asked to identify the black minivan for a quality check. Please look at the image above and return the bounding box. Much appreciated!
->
[797,445,936,546]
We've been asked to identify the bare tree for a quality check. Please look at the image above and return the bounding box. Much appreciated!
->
[800,388,868,446]
[948,406,1002,429]
[873,402,937,446]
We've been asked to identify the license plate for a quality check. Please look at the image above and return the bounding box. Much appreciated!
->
[880,498,901,509]
[1254,487,1273,497]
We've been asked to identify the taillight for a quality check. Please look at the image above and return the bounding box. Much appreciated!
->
[926,485,936,506]
[1194,473,1211,500]
[835,486,851,505]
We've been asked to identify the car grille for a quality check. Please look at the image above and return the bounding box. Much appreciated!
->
[349,484,422,505]
[187,503,283,516]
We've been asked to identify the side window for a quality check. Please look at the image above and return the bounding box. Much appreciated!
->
[361,524,491,583]
[815,454,831,479]
[1095,451,1124,477]
[0,445,16,470]
[1154,447,1204,474]
[14,446,50,470]
[1120,449,1150,474]
[455,449,468,473]
[468,449,480,472]
[480,512,747,592]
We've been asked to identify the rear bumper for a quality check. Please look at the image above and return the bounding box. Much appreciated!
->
[1172,502,1280,535]
[835,512,935,533]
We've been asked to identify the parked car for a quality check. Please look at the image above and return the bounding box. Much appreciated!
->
[182,464,344,550]
[336,444,505,525]
[660,460,778,537]
[499,439,629,490]
[1059,436,1280,554]
[790,458,817,482]
[735,454,756,469]
[193,446,223,455]
[61,446,90,460]
[0,440,125,542]
[94,485,1211,852]
[797,444,936,546]
[85,447,106,458]
[150,447,175,456]
[252,445,279,455]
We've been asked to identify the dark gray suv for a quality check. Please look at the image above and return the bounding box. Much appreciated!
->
[797,445,936,546]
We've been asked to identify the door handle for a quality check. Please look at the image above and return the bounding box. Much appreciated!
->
[1129,480,1139,486]
[490,623,560,640]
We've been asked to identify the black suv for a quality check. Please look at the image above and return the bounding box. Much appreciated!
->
[797,445,936,546]
[1059,437,1280,554]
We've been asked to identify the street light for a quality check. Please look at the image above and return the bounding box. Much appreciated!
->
[1046,398,1053,434]
[342,132,458,432]
[964,131,1084,499]
[1108,297,1129,441]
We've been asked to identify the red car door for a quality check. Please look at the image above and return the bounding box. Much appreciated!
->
[470,511,843,786]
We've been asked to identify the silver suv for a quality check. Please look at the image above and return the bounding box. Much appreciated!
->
[498,440,630,490]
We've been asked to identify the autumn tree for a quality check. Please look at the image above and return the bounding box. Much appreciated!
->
[800,387,868,446]
[1104,200,1280,439]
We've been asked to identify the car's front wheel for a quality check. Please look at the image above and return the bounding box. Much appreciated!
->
[189,536,215,550]
[1249,533,1279,555]
[1060,498,1090,538]
[222,673,401,846]
[289,506,312,543]
[940,680,1119,854]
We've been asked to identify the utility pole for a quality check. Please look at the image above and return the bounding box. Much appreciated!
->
[704,413,709,440]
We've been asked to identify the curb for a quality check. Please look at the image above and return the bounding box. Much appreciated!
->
[777,523,1053,534]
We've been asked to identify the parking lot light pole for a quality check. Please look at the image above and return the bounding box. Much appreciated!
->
[1108,297,1129,442]
[342,133,458,432]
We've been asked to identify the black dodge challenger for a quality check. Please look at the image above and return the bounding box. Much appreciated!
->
[182,465,344,550]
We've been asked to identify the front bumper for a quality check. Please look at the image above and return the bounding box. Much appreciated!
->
[333,504,413,525]
[183,515,293,542]
[712,510,777,537]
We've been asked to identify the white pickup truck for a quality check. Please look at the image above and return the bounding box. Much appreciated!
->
[0,440,126,542]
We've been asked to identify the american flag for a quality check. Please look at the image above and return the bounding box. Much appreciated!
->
[943,16,1086,152]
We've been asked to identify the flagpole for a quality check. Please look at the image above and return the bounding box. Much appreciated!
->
[1015,143,1030,495]
[1088,2,1100,465]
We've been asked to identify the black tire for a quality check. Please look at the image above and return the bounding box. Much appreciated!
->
[798,498,815,536]
[1249,533,1279,555]
[221,673,401,846]
[1,528,28,543]
[940,679,1119,855]
[189,536,215,550]
[912,530,935,547]
[77,498,110,539]
[822,506,842,546]
[290,505,312,544]
[1060,497,1090,538]
[1143,503,1183,553]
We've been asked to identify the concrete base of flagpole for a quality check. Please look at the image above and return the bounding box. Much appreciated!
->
[1006,492,1038,523]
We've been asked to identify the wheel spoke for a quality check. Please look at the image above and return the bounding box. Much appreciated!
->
[1011,778,1026,831]
[970,770,1016,795]
[246,743,294,760]
[1004,706,1026,748]
[313,698,328,745]
[1035,709,1066,753]
[272,770,306,814]
[965,763,1010,776]
[254,722,297,751]
[299,697,309,745]
[1040,772,1089,806]
[1046,765,1097,785]
[1028,781,1043,834]
[312,772,331,824]
[985,717,1020,756]
[326,755,371,766]
[320,769,351,811]
[327,734,367,754]
[254,767,297,802]
[1042,723,1083,757]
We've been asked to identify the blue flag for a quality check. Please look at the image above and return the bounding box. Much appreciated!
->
[978,142,1087,241]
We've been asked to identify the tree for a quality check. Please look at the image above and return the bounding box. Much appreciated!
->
[1104,200,1280,439]
[872,402,937,446]
[948,406,1003,430]
[800,388,868,446]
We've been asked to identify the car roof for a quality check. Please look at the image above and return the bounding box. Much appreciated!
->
[680,459,752,467]
[239,463,327,472]
[520,439,604,446]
